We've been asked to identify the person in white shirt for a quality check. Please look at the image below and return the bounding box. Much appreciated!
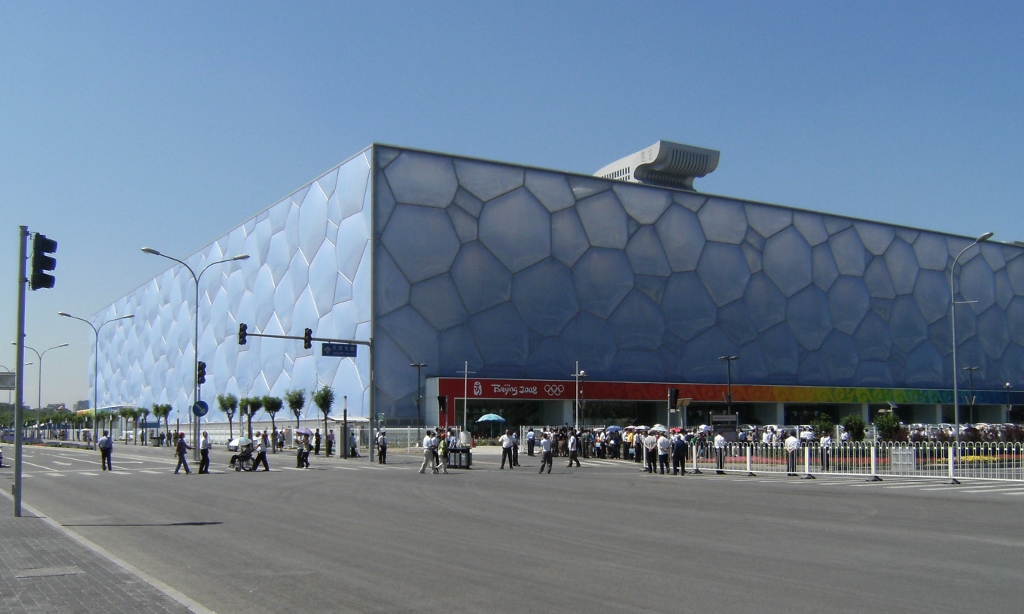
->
[567,430,580,467]
[657,433,671,474]
[198,431,211,474]
[713,432,727,473]
[785,433,800,475]
[376,431,387,464]
[820,433,832,472]
[526,427,536,456]
[419,431,437,474]
[499,429,515,469]
[253,436,269,471]
[538,432,552,474]
[643,431,658,473]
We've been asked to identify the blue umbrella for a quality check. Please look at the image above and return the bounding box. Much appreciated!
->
[476,413,506,423]
[605,425,622,432]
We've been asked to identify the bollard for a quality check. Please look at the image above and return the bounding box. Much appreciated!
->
[802,446,815,479]
[745,444,754,476]
[867,443,882,481]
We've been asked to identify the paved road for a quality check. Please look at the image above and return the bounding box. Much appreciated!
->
[2,443,1022,613]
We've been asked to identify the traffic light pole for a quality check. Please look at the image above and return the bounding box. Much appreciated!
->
[12,227,29,516]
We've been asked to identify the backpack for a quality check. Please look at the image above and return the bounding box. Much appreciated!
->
[99,437,112,451]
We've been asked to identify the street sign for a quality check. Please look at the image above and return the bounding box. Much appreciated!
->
[0,371,14,390]
[322,342,357,357]
[192,401,209,417]
[376,413,385,422]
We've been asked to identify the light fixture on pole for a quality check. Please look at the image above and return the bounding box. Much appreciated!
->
[457,361,475,436]
[410,362,426,440]
[572,363,586,430]
[963,366,979,425]
[58,312,134,448]
[719,356,739,420]
[949,231,993,484]
[142,247,249,459]
[15,342,69,420]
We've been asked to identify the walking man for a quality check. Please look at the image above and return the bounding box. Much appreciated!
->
[820,432,832,472]
[198,431,211,474]
[174,432,191,474]
[253,436,270,471]
[326,429,335,457]
[714,431,727,474]
[538,431,552,474]
[527,427,536,456]
[567,430,581,467]
[672,433,687,475]
[314,429,321,455]
[419,431,437,474]
[98,430,113,471]
[376,430,387,464]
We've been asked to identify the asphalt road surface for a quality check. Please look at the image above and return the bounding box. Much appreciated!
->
[3,443,1022,613]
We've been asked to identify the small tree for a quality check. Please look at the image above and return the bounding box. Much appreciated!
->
[262,395,283,453]
[285,389,306,429]
[840,414,866,442]
[875,410,906,442]
[810,412,834,438]
[217,393,238,440]
[138,407,151,443]
[246,397,263,439]
[117,407,136,445]
[151,404,172,445]
[312,385,335,438]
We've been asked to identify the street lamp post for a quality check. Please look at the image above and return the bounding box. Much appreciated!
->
[719,355,739,421]
[572,363,586,430]
[58,312,134,449]
[410,363,426,440]
[15,342,69,421]
[142,248,249,459]
[963,366,979,425]
[949,231,993,484]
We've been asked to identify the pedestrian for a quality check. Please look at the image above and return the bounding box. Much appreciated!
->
[98,430,113,471]
[714,431,727,473]
[198,431,211,474]
[296,434,305,468]
[326,429,335,457]
[567,430,581,467]
[512,430,520,466]
[303,434,312,468]
[499,429,515,469]
[261,430,270,454]
[672,433,687,476]
[643,430,658,473]
[419,431,437,474]
[376,430,387,464]
[657,431,671,474]
[538,431,552,474]
[253,436,269,471]
[527,427,536,456]
[820,432,832,472]
[314,429,321,455]
[350,431,359,457]
[785,431,800,475]
[174,432,191,474]
[437,431,449,474]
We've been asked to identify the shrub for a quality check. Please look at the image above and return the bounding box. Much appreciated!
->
[840,414,866,442]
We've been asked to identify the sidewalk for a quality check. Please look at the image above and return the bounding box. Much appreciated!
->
[0,497,202,613]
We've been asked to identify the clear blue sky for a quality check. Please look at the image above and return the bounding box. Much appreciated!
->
[3,1,1022,408]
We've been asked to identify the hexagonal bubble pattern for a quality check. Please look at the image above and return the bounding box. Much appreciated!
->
[94,149,374,419]
[94,144,1024,423]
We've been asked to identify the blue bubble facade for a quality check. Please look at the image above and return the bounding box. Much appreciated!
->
[91,145,1024,420]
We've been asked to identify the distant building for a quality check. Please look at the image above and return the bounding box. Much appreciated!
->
[91,144,1024,427]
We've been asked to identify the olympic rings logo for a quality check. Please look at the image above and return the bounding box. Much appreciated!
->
[544,385,564,396]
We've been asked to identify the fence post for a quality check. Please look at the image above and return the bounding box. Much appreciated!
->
[802,445,814,479]
[867,442,881,481]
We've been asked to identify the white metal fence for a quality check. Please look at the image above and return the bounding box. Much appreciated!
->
[679,441,1024,481]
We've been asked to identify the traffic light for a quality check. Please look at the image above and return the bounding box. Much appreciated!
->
[303,328,313,350]
[668,388,679,409]
[197,361,207,385]
[31,233,58,290]
[238,323,247,345]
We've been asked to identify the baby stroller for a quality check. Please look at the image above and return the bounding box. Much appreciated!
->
[229,440,255,472]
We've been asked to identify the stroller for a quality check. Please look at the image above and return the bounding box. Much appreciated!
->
[229,441,256,472]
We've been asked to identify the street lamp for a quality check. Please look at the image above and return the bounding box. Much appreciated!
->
[410,363,426,439]
[142,247,249,458]
[963,366,979,425]
[58,312,134,448]
[14,342,69,420]
[719,356,739,420]
[949,231,993,484]
[572,363,587,430]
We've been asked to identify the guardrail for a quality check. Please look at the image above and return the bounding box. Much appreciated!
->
[683,442,1024,481]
